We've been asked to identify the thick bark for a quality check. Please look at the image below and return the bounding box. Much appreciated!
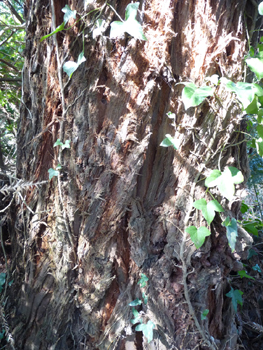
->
[2,0,258,349]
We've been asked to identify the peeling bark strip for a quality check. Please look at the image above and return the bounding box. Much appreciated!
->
[7,0,253,349]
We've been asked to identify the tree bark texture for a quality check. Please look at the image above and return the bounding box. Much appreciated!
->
[3,0,259,349]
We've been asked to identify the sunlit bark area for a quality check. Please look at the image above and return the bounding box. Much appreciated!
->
[4,0,256,349]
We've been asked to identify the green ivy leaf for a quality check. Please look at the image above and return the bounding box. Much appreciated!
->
[0,329,5,340]
[226,287,243,313]
[110,21,125,38]
[246,58,263,80]
[77,51,86,66]
[205,167,244,201]
[222,80,263,109]
[129,298,142,306]
[238,270,255,280]
[205,169,222,187]
[110,2,147,40]
[62,5,77,24]
[54,139,63,147]
[142,292,148,304]
[92,19,106,39]
[63,52,86,78]
[248,249,258,259]
[130,308,142,325]
[201,309,209,320]
[222,217,238,252]
[48,168,60,180]
[182,83,213,110]
[138,274,148,288]
[125,2,139,20]
[40,23,65,42]
[135,320,155,343]
[62,140,71,150]
[63,61,78,78]
[160,134,179,149]
[0,273,6,293]
[193,199,224,225]
[252,264,261,273]
[40,5,76,42]
[256,137,263,156]
[185,226,211,249]
[259,2,263,16]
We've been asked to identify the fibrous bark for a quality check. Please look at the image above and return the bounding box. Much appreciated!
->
[2,0,256,349]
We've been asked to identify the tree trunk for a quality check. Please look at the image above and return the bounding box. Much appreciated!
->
[2,0,257,349]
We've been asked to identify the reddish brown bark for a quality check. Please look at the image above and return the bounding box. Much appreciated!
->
[2,0,259,349]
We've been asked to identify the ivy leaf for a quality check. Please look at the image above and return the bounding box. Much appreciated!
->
[238,270,255,280]
[40,23,65,42]
[0,273,6,293]
[182,83,213,110]
[259,2,263,15]
[62,5,77,24]
[130,308,142,325]
[135,320,155,343]
[222,217,238,252]
[63,52,86,78]
[40,5,76,42]
[248,249,258,259]
[77,51,86,66]
[185,226,211,249]
[205,169,222,187]
[138,274,148,288]
[160,134,179,149]
[125,18,147,41]
[63,61,78,78]
[256,137,263,156]
[223,80,263,109]
[205,167,244,201]
[110,2,147,40]
[201,309,209,320]
[125,2,139,20]
[0,330,5,340]
[226,288,243,313]
[129,298,142,306]
[142,292,148,304]
[61,140,71,150]
[54,139,63,147]
[193,199,224,225]
[48,168,60,180]
[92,19,106,39]
[252,264,261,273]
[110,21,125,38]
[246,58,263,80]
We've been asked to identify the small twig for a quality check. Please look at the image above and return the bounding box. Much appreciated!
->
[106,2,124,22]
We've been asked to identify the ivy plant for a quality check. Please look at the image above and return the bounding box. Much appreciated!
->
[110,2,147,41]
[129,274,155,343]
[201,309,209,320]
[226,287,243,313]
[63,52,86,79]
[193,199,224,225]
[185,226,211,249]
[205,166,244,201]
[40,5,76,42]
[181,82,214,110]
[222,217,238,252]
